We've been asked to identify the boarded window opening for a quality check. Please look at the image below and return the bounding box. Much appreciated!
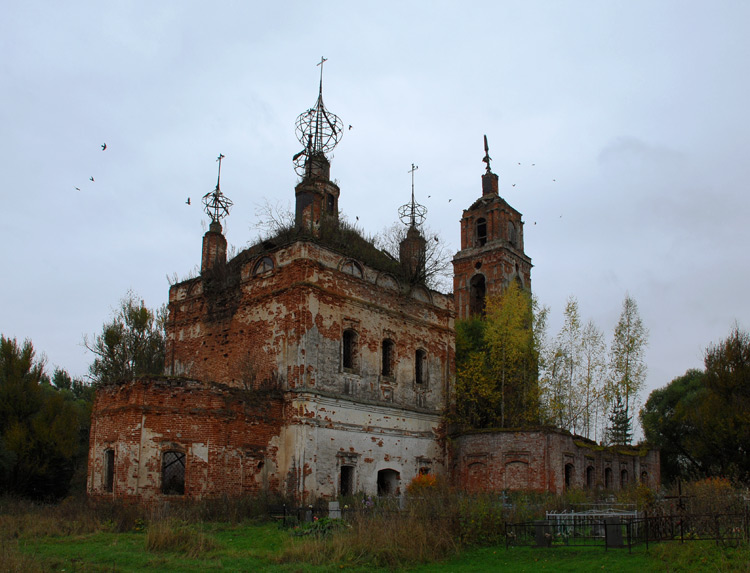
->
[586,466,595,489]
[104,449,114,493]
[476,218,487,246]
[162,451,186,495]
[340,466,354,496]
[604,467,613,489]
[377,469,400,496]
[469,274,486,316]
[382,339,394,377]
[343,329,358,371]
[415,349,426,384]
[620,469,628,489]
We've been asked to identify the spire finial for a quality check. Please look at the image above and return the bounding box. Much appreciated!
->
[398,163,427,229]
[202,153,233,224]
[293,58,343,177]
[482,134,492,173]
[316,56,327,95]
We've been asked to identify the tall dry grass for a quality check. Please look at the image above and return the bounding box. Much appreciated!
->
[145,518,219,558]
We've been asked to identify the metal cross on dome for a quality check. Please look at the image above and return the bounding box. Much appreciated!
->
[202,153,233,223]
[292,57,344,177]
[398,163,427,229]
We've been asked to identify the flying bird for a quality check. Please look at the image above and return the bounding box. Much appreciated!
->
[186,198,191,205]
[448,199,452,202]
[348,125,353,130]
[90,176,95,182]
[75,187,80,191]
[101,143,107,151]
[512,184,516,187]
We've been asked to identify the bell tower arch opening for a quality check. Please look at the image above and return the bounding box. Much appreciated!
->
[452,135,533,320]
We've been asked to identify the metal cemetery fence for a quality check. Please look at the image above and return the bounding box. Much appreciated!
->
[506,510,750,551]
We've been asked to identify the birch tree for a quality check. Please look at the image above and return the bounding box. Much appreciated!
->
[607,294,648,443]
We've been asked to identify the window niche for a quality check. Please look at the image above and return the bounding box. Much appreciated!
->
[342,329,359,372]
[162,450,186,495]
[381,339,395,378]
[415,349,427,385]
[476,218,487,246]
[104,449,115,493]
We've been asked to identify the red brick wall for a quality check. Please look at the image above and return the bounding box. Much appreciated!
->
[451,429,660,493]
[87,378,284,501]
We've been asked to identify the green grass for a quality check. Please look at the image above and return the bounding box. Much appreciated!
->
[15,522,750,572]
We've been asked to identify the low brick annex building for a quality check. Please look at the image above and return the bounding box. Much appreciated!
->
[87,82,658,502]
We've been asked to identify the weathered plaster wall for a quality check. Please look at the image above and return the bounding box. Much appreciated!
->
[281,392,444,501]
[451,430,660,494]
[166,240,454,413]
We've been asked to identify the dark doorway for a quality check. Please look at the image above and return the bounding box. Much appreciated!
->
[340,466,354,496]
[377,469,400,496]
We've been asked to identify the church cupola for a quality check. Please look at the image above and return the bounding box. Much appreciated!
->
[201,154,232,273]
[292,57,344,234]
[452,136,532,319]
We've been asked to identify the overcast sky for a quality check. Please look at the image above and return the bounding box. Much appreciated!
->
[2,1,749,418]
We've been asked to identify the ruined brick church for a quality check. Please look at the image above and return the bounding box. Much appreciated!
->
[87,71,658,502]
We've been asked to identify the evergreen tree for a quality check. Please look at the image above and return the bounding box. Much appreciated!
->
[606,394,632,445]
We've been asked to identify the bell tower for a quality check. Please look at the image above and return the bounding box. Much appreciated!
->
[453,136,532,319]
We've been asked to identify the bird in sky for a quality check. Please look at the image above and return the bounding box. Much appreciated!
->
[348,125,353,130]
[448,199,452,202]
[90,176,95,182]
[75,187,80,191]
[512,184,516,187]
[186,198,191,205]
[101,143,107,151]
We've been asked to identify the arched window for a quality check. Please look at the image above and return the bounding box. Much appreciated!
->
[341,260,363,278]
[162,450,186,495]
[604,467,613,489]
[586,466,595,489]
[415,349,427,384]
[564,463,574,489]
[620,469,628,489]
[640,471,649,484]
[252,256,274,276]
[469,274,486,316]
[382,339,395,377]
[508,221,517,247]
[476,218,487,246]
[326,193,335,214]
[343,329,359,371]
[104,449,115,493]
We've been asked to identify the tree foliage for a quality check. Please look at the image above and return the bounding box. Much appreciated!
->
[606,294,648,444]
[453,283,542,429]
[86,292,166,384]
[641,326,750,483]
[0,336,91,499]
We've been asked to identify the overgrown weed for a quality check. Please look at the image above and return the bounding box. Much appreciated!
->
[145,518,219,558]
